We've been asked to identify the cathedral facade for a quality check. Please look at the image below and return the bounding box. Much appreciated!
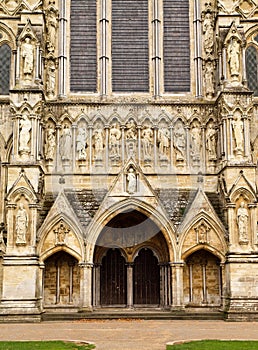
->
[0,0,258,321]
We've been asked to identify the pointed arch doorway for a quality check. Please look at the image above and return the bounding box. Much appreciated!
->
[93,209,171,309]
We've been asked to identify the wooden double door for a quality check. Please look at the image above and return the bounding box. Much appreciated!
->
[100,248,160,306]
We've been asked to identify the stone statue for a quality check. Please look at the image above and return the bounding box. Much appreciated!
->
[109,123,121,158]
[228,37,240,79]
[125,119,137,158]
[237,202,249,242]
[206,123,217,160]
[203,12,214,56]
[204,61,214,98]
[46,5,58,52]
[60,123,72,161]
[93,128,104,159]
[127,168,136,194]
[54,221,69,245]
[15,203,28,244]
[19,114,32,153]
[21,37,34,77]
[190,122,201,158]
[46,61,56,97]
[174,123,186,161]
[232,114,244,153]
[45,126,56,160]
[142,126,153,158]
[76,127,87,160]
[158,127,170,157]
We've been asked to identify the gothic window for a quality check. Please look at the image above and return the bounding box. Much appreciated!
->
[70,0,190,94]
[112,0,149,92]
[246,45,258,96]
[0,44,11,95]
[163,0,190,92]
[70,0,97,92]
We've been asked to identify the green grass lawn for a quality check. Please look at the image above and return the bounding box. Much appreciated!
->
[0,341,95,350]
[167,340,258,350]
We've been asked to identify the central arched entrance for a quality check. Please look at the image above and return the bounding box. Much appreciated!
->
[93,209,170,308]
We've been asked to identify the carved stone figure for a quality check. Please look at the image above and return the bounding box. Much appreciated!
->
[46,3,58,52]
[206,123,217,160]
[203,12,214,56]
[204,61,214,98]
[158,127,170,157]
[19,114,32,153]
[15,203,28,244]
[109,123,121,158]
[237,202,249,242]
[93,128,104,159]
[174,123,186,161]
[45,126,56,160]
[142,126,153,158]
[54,221,70,245]
[232,114,244,153]
[46,61,56,97]
[190,122,201,158]
[60,123,72,161]
[76,127,87,160]
[127,168,136,194]
[125,119,137,157]
[228,37,240,79]
[21,37,34,77]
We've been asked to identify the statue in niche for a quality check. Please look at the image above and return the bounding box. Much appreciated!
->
[203,12,214,56]
[237,202,249,242]
[174,123,186,161]
[46,3,58,52]
[15,203,28,244]
[204,61,214,98]
[125,119,137,157]
[19,114,32,153]
[127,167,136,194]
[227,37,240,79]
[45,125,56,160]
[190,122,201,158]
[76,127,87,160]
[232,114,244,153]
[109,123,121,158]
[206,123,217,160]
[93,128,104,159]
[21,37,34,78]
[142,126,153,159]
[54,221,70,245]
[158,127,170,157]
[60,123,72,161]
[46,61,56,97]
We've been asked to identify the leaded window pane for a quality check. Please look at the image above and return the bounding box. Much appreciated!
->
[70,0,97,92]
[246,45,258,96]
[0,44,11,95]
[163,0,190,92]
[112,0,149,92]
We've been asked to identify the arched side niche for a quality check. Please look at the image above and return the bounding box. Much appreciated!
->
[183,249,222,306]
[43,251,80,307]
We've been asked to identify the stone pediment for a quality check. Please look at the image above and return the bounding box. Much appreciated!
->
[93,158,172,222]
[37,190,84,239]
[178,188,226,235]
[6,169,38,202]
[228,170,257,201]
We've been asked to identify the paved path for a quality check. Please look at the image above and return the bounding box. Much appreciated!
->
[0,320,258,350]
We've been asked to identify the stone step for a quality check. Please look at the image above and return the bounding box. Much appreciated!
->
[42,310,224,321]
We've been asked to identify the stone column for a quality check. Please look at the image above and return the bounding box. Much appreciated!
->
[171,262,184,309]
[92,263,101,307]
[126,263,134,308]
[79,262,93,311]
[248,203,257,246]
[38,263,45,312]
[226,203,236,249]
[72,124,77,171]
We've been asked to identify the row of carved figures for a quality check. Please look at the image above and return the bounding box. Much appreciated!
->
[16,113,247,167]
[43,119,218,167]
